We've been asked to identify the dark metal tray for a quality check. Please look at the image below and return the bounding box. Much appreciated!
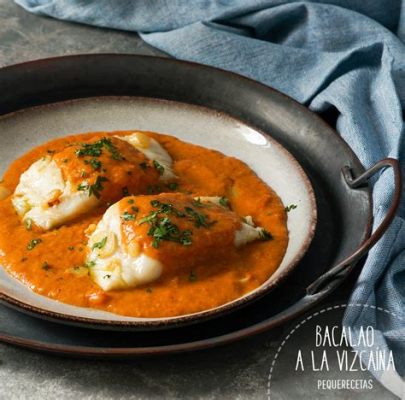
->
[0,55,400,356]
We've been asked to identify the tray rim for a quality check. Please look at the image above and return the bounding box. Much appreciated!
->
[0,54,373,355]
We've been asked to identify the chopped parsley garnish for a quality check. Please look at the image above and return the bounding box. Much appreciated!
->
[92,237,107,250]
[121,211,137,221]
[138,212,158,225]
[168,182,178,191]
[180,231,193,246]
[68,246,75,251]
[139,204,187,247]
[189,271,197,282]
[192,198,203,207]
[89,158,102,170]
[90,176,108,198]
[184,206,215,228]
[149,201,185,217]
[122,187,130,196]
[103,274,112,279]
[76,142,102,157]
[24,218,33,231]
[137,200,215,248]
[259,228,273,241]
[77,182,89,191]
[102,138,124,161]
[78,176,108,199]
[127,199,135,204]
[139,162,148,170]
[285,204,298,212]
[27,238,42,250]
[153,160,165,175]
[147,217,193,249]
[75,138,123,161]
[84,261,96,268]
[150,199,160,208]
[219,197,229,207]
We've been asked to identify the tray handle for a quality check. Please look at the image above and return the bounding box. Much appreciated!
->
[306,158,402,295]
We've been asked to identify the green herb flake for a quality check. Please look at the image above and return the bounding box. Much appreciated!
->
[41,262,51,271]
[90,158,102,170]
[138,212,159,225]
[92,237,107,250]
[76,143,102,157]
[153,160,165,176]
[102,138,124,161]
[122,187,130,196]
[121,211,137,221]
[219,197,229,207]
[77,182,89,192]
[139,162,148,170]
[184,206,215,228]
[75,137,123,161]
[259,229,273,241]
[88,176,108,199]
[139,202,196,248]
[127,199,135,204]
[27,238,42,250]
[84,261,96,269]
[24,218,33,231]
[285,204,298,212]
[180,230,193,246]
[189,271,197,282]
[192,198,203,207]
[68,246,75,251]
[168,182,178,191]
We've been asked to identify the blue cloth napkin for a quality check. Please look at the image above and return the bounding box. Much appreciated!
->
[14,0,405,393]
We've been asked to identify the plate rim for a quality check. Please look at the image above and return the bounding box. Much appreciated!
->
[0,95,317,329]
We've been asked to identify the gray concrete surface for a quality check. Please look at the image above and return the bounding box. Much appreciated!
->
[0,2,397,399]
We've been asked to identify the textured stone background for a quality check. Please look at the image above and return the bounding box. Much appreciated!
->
[0,1,396,399]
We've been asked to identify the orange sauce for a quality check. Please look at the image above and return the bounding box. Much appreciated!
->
[0,131,288,317]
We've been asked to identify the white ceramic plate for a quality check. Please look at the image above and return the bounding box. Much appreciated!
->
[0,97,316,328]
